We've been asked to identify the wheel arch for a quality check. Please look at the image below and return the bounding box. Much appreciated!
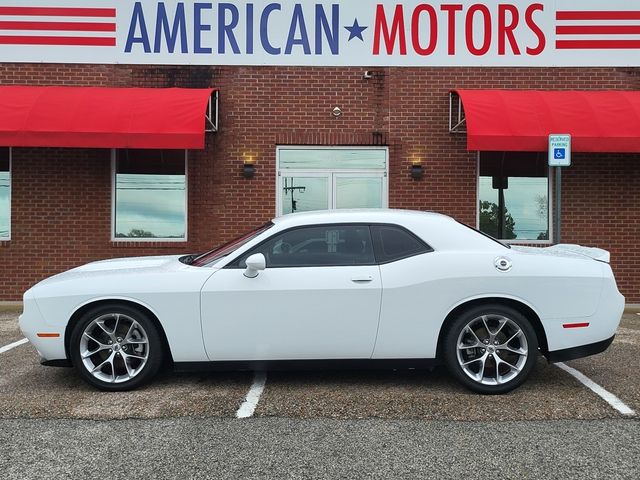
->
[436,296,548,359]
[64,298,174,365]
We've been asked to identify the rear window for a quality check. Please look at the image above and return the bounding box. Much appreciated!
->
[372,225,432,263]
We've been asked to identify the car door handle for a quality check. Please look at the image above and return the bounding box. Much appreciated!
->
[351,276,373,283]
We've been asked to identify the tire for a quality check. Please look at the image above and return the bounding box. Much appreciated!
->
[443,304,538,394]
[69,304,164,391]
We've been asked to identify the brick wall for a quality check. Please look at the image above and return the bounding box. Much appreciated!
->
[0,64,638,302]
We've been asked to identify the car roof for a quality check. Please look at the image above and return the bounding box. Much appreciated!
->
[271,209,454,227]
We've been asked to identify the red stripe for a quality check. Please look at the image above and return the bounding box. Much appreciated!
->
[557,11,640,21]
[0,7,115,18]
[557,40,640,49]
[0,21,115,32]
[563,323,590,329]
[557,25,640,35]
[0,35,115,46]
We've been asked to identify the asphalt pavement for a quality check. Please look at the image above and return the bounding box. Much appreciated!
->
[1,311,639,478]
[1,417,639,479]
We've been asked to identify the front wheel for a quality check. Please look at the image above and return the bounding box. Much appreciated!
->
[443,304,538,394]
[69,304,164,391]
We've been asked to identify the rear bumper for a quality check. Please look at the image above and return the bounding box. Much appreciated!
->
[546,335,615,363]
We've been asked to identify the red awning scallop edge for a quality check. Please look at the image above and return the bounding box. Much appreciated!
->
[0,86,217,149]
[453,89,640,153]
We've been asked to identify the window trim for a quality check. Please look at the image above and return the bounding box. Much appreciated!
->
[275,146,389,217]
[475,151,553,245]
[111,149,189,243]
[0,147,11,242]
[225,222,432,269]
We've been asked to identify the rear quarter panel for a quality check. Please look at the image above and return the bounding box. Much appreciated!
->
[372,249,604,359]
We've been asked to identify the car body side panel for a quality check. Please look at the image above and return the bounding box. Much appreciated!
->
[373,250,606,359]
[20,259,214,362]
[201,265,382,360]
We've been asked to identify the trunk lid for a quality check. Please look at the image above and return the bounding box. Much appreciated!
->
[511,244,610,263]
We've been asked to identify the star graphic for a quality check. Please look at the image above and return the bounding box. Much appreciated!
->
[344,18,368,42]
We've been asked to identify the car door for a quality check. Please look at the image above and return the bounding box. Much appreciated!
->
[200,224,382,361]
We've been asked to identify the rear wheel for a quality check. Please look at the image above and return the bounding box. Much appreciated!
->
[443,304,538,394]
[69,304,164,391]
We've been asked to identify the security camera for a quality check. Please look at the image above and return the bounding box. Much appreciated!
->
[363,71,373,79]
[332,107,342,117]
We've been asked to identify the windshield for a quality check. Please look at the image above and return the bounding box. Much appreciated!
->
[190,222,274,267]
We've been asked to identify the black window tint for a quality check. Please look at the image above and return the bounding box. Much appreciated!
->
[372,225,431,263]
[236,225,375,268]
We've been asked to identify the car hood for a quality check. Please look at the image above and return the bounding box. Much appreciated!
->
[70,255,184,272]
[33,255,188,288]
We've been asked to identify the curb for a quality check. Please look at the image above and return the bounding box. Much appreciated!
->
[0,302,23,314]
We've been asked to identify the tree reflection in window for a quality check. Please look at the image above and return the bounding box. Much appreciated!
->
[479,152,549,241]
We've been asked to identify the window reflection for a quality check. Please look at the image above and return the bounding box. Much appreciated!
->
[0,148,9,239]
[281,177,328,214]
[479,152,549,241]
[114,149,186,240]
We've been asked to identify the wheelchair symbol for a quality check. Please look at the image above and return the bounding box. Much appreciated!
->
[554,148,566,160]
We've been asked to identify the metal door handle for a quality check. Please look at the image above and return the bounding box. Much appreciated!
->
[351,276,373,283]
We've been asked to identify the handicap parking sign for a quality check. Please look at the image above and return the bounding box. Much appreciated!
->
[549,135,571,167]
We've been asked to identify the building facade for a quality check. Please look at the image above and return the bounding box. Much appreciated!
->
[0,1,639,302]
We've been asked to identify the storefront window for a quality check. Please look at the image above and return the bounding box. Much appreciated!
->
[113,149,186,240]
[0,148,9,240]
[478,152,549,241]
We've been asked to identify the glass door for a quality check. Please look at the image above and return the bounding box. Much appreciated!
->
[276,147,389,216]
[334,173,386,209]
[278,173,330,215]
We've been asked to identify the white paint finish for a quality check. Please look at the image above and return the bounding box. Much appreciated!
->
[236,372,267,419]
[0,338,28,354]
[201,265,382,360]
[556,363,635,417]
[20,255,216,362]
[18,209,625,371]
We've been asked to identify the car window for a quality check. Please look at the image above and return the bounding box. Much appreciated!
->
[371,225,432,263]
[234,225,375,268]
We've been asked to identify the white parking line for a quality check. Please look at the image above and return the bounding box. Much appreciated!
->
[236,372,267,419]
[556,362,635,417]
[0,338,29,354]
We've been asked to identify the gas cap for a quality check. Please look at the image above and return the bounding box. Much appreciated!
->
[494,256,512,272]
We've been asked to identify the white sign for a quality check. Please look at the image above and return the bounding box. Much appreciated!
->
[0,0,638,66]
[549,134,571,167]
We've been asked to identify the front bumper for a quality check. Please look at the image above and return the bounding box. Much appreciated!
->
[546,335,615,363]
[19,293,67,362]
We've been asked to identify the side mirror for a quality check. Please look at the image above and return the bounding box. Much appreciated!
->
[244,253,266,278]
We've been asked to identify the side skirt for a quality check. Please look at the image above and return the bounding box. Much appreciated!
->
[174,358,442,373]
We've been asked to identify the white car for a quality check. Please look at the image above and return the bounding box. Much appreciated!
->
[19,210,624,394]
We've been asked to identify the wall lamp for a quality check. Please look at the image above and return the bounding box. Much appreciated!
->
[243,158,256,179]
[410,159,424,180]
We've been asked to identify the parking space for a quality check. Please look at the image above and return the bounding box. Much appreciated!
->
[0,311,637,421]
[566,314,640,414]
[0,311,23,346]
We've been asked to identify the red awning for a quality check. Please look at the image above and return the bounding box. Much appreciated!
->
[0,86,216,149]
[454,90,640,153]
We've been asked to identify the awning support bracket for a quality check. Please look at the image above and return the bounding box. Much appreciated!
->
[205,90,219,133]
[449,91,466,134]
